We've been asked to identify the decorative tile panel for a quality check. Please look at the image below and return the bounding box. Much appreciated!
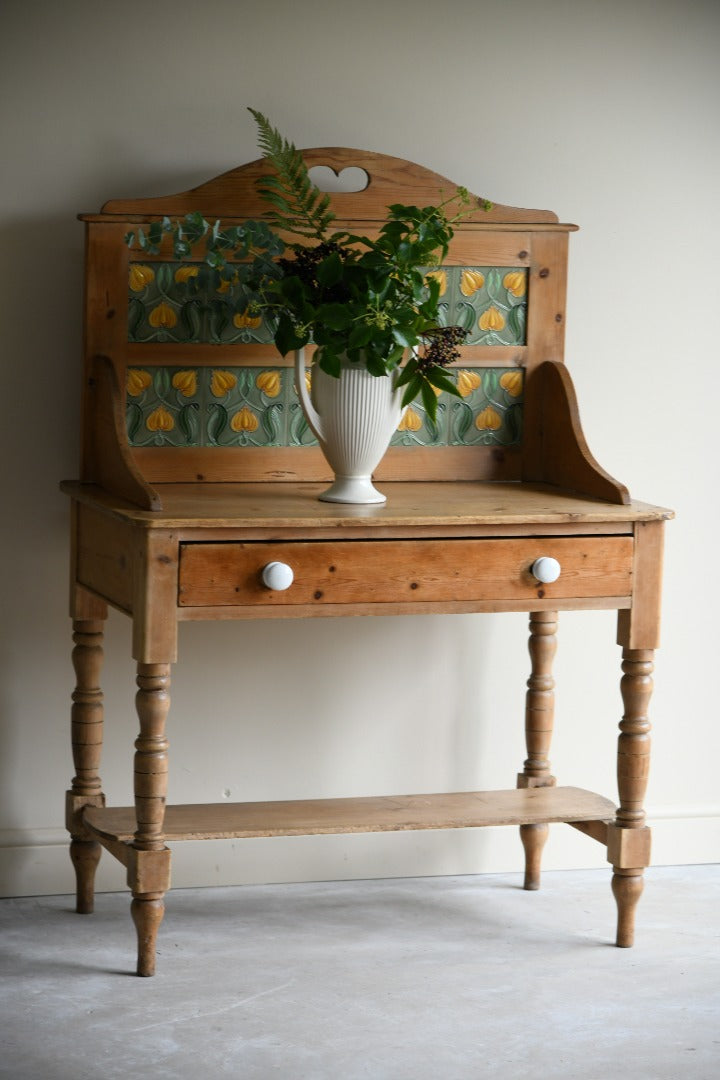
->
[127,264,527,346]
[206,367,287,447]
[126,366,524,449]
[447,367,524,446]
[128,263,276,345]
[392,367,524,448]
[424,266,527,346]
[126,366,202,447]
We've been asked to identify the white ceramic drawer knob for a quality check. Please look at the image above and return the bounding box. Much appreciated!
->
[530,556,561,584]
[261,561,294,591]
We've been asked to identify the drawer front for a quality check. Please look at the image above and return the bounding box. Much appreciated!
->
[178,536,633,608]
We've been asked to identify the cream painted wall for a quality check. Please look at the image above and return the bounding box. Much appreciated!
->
[1,0,718,897]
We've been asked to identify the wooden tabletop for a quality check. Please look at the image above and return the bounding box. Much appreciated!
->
[61,480,673,531]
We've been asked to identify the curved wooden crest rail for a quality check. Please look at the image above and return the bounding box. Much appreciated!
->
[62,148,672,975]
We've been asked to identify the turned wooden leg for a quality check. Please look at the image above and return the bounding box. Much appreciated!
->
[131,898,166,978]
[130,663,172,976]
[70,840,102,914]
[517,611,558,890]
[610,648,654,947]
[66,619,106,914]
[612,870,645,947]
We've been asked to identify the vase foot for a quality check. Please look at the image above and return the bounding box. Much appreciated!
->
[318,476,386,504]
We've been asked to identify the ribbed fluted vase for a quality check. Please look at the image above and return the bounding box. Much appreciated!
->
[295,349,404,504]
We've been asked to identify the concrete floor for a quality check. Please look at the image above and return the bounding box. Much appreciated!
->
[1,865,718,1080]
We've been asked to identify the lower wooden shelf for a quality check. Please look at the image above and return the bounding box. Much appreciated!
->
[84,786,615,847]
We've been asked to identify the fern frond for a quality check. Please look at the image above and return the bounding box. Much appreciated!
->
[248,108,335,240]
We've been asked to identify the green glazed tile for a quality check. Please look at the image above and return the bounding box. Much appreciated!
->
[128,263,204,344]
[126,365,202,446]
[390,395,449,446]
[205,366,286,447]
[424,266,527,346]
[448,367,524,446]
[128,263,527,346]
[125,365,524,449]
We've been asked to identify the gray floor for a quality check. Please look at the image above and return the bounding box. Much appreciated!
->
[1,865,718,1080]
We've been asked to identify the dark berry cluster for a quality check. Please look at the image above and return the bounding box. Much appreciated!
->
[417,325,467,372]
[277,241,344,289]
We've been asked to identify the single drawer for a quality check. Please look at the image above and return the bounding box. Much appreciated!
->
[178,536,633,608]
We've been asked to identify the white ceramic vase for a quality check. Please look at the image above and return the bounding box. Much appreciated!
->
[294,347,404,504]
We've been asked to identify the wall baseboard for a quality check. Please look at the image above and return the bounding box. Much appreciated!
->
[2,806,718,899]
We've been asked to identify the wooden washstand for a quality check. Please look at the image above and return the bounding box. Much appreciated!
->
[63,149,672,975]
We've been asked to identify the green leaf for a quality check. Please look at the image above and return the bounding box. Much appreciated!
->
[401,373,423,408]
[180,299,202,341]
[232,283,253,312]
[185,211,206,228]
[274,313,306,356]
[387,203,422,219]
[386,344,405,368]
[206,403,227,445]
[262,402,283,443]
[425,367,462,398]
[505,403,523,444]
[209,299,230,341]
[317,251,343,288]
[318,349,342,378]
[156,263,172,291]
[507,303,526,344]
[456,302,475,333]
[127,298,144,340]
[452,401,473,443]
[316,303,351,330]
[348,321,374,349]
[379,220,409,242]
[276,274,307,309]
[155,367,170,397]
[484,369,499,396]
[248,108,336,239]
[365,352,387,377]
[391,326,419,348]
[126,402,142,442]
[395,357,418,388]
[178,402,199,445]
[421,378,439,422]
[423,274,440,305]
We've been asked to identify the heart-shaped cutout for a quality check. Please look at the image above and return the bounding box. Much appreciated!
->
[308,165,369,193]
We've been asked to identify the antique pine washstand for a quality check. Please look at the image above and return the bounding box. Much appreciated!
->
[62,149,672,975]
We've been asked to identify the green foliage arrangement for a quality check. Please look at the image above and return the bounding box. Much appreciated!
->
[127,109,491,420]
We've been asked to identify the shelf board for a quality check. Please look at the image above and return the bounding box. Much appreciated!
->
[84,786,615,845]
